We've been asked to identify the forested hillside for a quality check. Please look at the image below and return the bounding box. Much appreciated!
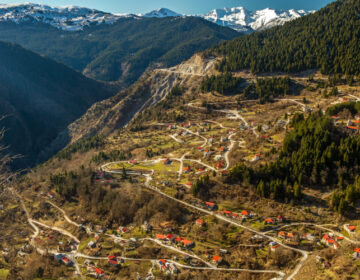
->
[0,17,239,84]
[207,0,360,75]
[0,41,113,168]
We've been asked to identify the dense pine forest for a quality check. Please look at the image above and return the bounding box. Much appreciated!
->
[206,0,360,75]
[228,104,360,215]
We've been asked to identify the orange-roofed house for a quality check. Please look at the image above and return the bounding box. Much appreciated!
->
[271,243,281,252]
[156,234,167,241]
[211,255,223,266]
[185,182,191,188]
[174,236,183,243]
[196,219,205,227]
[184,166,191,173]
[278,231,286,238]
[93,267,104,277]
[345,224,356,233]
[222,210,232,217]
[205,202,217,210]
[241,210,249,217]
[181,239,195,248]
[354,248,360,259]
[265,218,275,225]
[287,232,295,239]
[219,147,226,153]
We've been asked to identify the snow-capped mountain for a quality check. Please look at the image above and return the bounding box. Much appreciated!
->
[0,3,128,31]
[142,8,181,18]
[201,7,314,32]
[0,3,313,32]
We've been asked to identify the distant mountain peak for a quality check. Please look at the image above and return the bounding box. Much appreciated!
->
[0,3,313,32]
[142,8,182,18]
[201,7,314,32]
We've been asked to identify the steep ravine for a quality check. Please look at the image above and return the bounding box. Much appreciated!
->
[41,55,218,159]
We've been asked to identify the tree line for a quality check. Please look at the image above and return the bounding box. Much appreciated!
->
[205,0,360,76]
[227,109,360,214]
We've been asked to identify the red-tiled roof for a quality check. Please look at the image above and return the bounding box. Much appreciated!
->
[108,255,116,260]
[108,260,118,265]
[156,234,166,240]
[241,210,249,216]
[265,218,274,223]
[348,225,356,231]
[212,255,222,262]
[94,267,104,275]
[206,202,215,206]
[181,239,193,245]
[354,248,360,253]
[196,219,204,224]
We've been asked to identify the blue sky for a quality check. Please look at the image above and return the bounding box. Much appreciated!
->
[1,0,334,14]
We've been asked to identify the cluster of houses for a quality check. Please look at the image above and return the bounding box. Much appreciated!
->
[107,255,124,268]
[265,216,286,225]
[321,233,343,250]
[219,209,257,221]
[157,259,179,275]
[156,234,195,249]
[58,238,78,252]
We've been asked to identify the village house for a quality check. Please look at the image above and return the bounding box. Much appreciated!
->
[251,154,261,162]
[184,166,191,173]
[90,266,105,278]
[128,160,138,165]
[180,239,195,249]
[205,201,217,211]
[265,218,275,225]
[185,182,191,188]
[211,255,222,266]
[216,162,224,169]
[219,146,227,153]
[168,124,176,130]
[302,233,315,242]
[142,221,152,233]
[344,224,356,233]
[354,248,360,259]
[88,241,96,249]
[321,234,340,249]
[163,158,172,165]
[196,219,205,227]
[270,242,280,252]
[47,191,55,199]
[228,129,236,134]
[277,215,286,223]
[156,234,167,242]
[214,154,223,161]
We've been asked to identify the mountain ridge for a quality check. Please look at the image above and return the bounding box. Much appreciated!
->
[0,3,313,32]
